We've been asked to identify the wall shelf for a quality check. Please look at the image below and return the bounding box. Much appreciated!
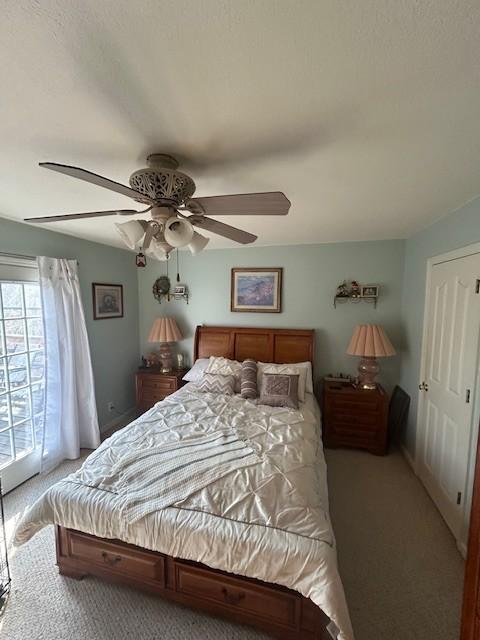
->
[333,295,378,309]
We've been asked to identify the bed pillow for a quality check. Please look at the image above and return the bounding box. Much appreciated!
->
[258,373,299,409]
[182,358,209,382]
[257,362,307,402]
[240,359,258,399]
[197,373,236,395]
[205,356,242,392]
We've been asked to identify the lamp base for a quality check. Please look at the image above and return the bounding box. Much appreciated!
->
[159,343,174,373]
[358,357,379,389]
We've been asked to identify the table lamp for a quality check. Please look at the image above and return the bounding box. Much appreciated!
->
[148,317,183,373]
[347,324,396,389]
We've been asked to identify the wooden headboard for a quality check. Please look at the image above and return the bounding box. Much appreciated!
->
[194,325,315,365]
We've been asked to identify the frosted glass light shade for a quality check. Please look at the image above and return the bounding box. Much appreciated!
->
[188,231,209,254]
[347,324,396,357]
[146,239,170,261]
[114,220,146,250]
[148,317,183,343]
[164,217,194,248]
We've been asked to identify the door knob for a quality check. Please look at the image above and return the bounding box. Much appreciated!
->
[418,381,429,391]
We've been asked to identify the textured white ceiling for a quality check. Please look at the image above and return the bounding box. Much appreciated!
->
[1,1,480,250]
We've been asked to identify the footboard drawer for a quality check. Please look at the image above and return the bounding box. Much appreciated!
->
[67,530,165,583]
[174,561,299,628]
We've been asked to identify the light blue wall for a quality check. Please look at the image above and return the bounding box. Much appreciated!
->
[0,217,139,428]
[138,240,405,392]
[400,197,480,457]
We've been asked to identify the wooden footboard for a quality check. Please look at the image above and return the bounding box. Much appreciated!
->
[56,526,331,640]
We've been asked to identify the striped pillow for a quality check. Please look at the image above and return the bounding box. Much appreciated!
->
[240,359,257,399]
[197,373,235,395]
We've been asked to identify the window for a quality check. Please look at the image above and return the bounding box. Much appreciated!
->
[0,279,45,469]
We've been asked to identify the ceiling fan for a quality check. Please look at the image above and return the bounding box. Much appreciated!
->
[25,154,291,262]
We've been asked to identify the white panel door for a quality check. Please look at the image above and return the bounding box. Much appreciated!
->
[418,252,480,540]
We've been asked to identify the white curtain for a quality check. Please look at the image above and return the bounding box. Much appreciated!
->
[38,257,100,473]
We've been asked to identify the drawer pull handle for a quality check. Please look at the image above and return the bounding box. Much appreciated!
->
[102,551,122,566]
[221,587,245,605]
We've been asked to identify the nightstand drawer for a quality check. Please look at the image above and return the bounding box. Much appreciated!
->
[330,417,380,432]
[141,378,176,391]
[331,398,381,413]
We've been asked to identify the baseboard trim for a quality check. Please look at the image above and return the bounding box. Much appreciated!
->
[401,444,417,474]
[100,407,136,434]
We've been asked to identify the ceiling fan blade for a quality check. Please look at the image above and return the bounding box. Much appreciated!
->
[186,192,290,216]
[24,209,140,223]
[39,162,153,203]
[187,215,257,244]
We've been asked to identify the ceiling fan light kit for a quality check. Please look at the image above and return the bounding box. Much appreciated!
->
[26,154,291,265]
[188,231,210,255]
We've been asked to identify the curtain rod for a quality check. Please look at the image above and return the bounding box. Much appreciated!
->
[0,252,78,263]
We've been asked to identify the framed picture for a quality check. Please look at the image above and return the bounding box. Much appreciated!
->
[361,284,379,298]
[92,283,124,320]
[231,268,282,313]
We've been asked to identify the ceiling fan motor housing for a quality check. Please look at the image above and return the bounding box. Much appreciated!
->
[129,154,196,205]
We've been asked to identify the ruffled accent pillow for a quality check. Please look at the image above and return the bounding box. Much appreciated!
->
[182,358,209,382]
[205,356,242,392]
[258,373,299,409]
[197,373,236,395]
[240,359,257,399]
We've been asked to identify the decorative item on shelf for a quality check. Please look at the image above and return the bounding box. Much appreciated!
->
[92,283,124,319]
[361,284,379,299]
[347,324,396,389]
[0,478,11,609]
[153,276,171,303]
[350,280,361,298]
[335,281,350,298]
[231,268,282,313]
[173,284,189,304]
[333,280,380,308]
[148,317,183,373]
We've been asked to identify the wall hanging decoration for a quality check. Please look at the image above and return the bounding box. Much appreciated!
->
[231,268,282,313]
[92,283,124,319]
[333,280,379,308]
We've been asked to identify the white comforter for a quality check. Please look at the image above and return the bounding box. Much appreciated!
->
[14,384,353,640]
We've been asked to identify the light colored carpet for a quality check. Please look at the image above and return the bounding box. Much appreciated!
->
[1,447,464,640]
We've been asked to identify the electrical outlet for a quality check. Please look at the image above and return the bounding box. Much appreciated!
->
[107,402,115,413]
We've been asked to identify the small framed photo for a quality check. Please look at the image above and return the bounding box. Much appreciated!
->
[231,268,282,313]
[174,285,186,296]
[92,283,124,320]
[361,284,379,298]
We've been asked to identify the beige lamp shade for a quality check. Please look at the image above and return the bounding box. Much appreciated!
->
[347,324,396,357]
[148,317,183,343]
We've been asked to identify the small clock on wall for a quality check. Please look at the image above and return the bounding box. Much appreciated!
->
[153,276,171,303]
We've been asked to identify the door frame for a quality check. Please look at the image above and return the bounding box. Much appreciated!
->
[415,241,480,553]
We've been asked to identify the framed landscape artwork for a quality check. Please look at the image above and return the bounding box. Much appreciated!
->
[231,268,282,313]
[92,283,124,320]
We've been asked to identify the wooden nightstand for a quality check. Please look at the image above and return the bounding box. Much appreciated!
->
[136,368,188,413]
[322,381,389,455]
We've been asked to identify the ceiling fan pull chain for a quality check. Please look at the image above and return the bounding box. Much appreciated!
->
[176,249,181,283]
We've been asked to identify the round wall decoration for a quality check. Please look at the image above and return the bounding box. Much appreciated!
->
[153,276,171,303]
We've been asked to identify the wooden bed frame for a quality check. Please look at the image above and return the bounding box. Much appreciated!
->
[56,325,332,639]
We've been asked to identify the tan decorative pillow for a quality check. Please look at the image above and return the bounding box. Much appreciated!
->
[258,373,299,409]
[197,373,236,395]
[257,363,306,401]
[240,359,257,399]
